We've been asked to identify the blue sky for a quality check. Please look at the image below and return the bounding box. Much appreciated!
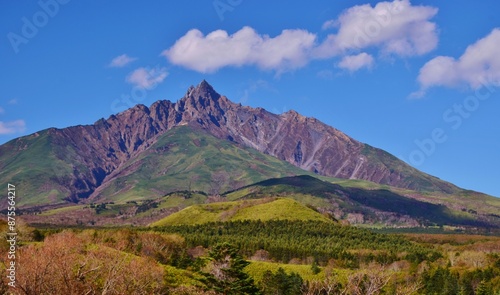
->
[1,0,499,197]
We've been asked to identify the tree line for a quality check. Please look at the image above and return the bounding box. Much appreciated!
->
[155,219,441,266]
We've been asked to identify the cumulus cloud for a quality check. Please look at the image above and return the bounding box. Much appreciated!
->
[109,54,137,68]
[317,0,438,58]
[162,1,438,74]
[126,67,168,89]
[417,28,500,92]
[162,26,316,73]
[0,120,26,135]
[338,53,374,72]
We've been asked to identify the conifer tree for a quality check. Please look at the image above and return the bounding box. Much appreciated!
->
[199,243,261,295]
[260,267,303,295]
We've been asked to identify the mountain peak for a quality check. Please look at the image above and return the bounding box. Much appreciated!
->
[195,79,217,96]
[197,79,213,91]
[176,80,225,115]
[184,80,221,102]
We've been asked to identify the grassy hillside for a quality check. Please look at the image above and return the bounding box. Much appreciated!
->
[0,125,310,207]
[225,175,500,229]
[151,198,332,226]
[0,130,75,206]
[96,125,310,203]
[23,174,499,230]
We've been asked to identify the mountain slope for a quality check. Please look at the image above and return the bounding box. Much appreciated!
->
[0,80,485,209]
[176,81,459,193]
[225,175,500,228]
[91,125,309,203]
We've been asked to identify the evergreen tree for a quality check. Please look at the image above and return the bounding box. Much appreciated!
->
[260,268,303,295]
[199,243,261,295]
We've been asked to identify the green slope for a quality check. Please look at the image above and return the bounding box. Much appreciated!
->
[224,175,500,229]
[150,198,333,226]
[0,130,75,206]
[96,125,309,202]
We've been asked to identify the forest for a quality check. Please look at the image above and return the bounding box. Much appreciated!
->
[1,219,499,294]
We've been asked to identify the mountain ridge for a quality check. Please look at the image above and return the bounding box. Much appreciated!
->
[0,80,474,206]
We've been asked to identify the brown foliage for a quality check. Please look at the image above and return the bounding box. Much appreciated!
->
[344,271,391,295]
[78,229,185,264]
[3,231,165,295]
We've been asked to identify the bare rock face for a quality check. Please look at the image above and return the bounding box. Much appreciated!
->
[0,80,457,203]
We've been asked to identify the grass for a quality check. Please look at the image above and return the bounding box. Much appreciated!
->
[157,193,208,209]
[39,205,84,216]
[0,131,76,206]
[231,198,331,222]
[163,265,203,288]
[223,175,500,228]
[150,198,333,226]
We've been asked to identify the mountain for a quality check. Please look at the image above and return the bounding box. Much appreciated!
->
[91,125,310,204]
[0,80,464,208]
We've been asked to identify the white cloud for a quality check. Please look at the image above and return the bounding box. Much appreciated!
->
[126,67,168,89]
[109,54,137,68]
[162,26,316,73]
[0,120,26,135]
[162,1,438,74]
[316,0,438,58]
[338,53,374,72]
[417,28,500,92]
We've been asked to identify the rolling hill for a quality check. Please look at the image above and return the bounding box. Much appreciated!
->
[225,175,500,229]
[150,198,333,226]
